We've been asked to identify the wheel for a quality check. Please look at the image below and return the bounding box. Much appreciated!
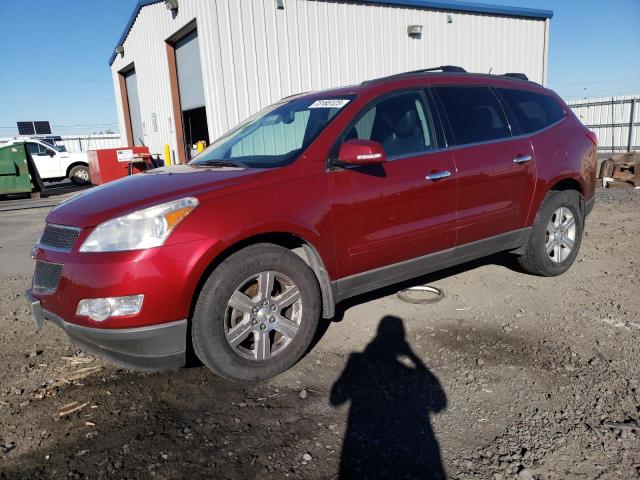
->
[518,190,584,276]
[192,243,321,381]
[69,165,90,185]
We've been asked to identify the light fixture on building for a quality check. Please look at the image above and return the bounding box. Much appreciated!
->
[447,14,453,23]
[276,0,284,9]
[115,45,124,56]
[165,0,179,11]
[407,25,423,38]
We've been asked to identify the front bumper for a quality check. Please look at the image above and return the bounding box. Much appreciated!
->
[26,289,187,371]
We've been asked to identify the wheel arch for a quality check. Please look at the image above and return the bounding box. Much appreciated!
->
[189,232,336,322]
[549,177,583,195]
[528,175,585,226]
[549,177,586,217]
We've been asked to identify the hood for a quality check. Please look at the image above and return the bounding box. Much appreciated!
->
[46,164,259,227]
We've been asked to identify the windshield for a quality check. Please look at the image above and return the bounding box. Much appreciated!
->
[190,95,355,168]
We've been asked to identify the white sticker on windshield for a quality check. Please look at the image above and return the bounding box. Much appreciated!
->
[308,99,351,109]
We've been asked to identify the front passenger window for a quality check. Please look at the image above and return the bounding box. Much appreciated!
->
[346,92,435,159]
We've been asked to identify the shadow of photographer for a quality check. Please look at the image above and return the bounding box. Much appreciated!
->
[330,315,447,479]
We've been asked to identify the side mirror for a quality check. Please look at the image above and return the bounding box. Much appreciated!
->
[47,150,55,157]
[337,139,387,166]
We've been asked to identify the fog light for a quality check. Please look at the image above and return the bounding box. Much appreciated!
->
[77,295,144,322]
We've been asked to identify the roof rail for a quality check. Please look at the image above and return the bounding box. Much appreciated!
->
[405,65,467,74]
[503,72,529,81]
[361,65,467,85]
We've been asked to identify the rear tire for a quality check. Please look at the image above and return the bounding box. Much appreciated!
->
[192,243,321,381]
[69,165,90,185]
[518,190,584,276]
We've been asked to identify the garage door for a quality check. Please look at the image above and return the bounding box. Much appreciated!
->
[125,70,144,146]
[175,30,205,111]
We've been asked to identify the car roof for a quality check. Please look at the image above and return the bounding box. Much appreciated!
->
[287,70,548,103]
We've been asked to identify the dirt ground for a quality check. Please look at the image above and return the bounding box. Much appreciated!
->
[0,187,639,480]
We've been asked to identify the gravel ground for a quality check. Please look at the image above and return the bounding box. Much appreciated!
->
[0,187,639,479]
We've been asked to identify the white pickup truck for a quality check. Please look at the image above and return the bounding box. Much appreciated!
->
[6,139,91,185]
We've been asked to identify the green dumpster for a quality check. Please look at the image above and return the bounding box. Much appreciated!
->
[0,142,33,195]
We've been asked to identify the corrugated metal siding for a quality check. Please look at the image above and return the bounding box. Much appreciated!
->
[568,96,640,152]
[111,0,548,161]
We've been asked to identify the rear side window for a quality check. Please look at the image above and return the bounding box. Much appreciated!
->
[435,86,511,145]
[497,88,565,134]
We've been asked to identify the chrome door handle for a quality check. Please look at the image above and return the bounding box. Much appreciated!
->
[513,154,533,164]
[426,170,451,181]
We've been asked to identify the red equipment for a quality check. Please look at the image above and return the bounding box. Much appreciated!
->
[88,147,150,185]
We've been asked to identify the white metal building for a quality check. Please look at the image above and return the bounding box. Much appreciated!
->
[109,0,553,163]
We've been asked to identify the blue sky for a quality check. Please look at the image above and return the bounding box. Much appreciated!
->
[0,0,638,136]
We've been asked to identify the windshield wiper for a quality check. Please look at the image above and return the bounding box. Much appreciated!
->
[193,159,247,168]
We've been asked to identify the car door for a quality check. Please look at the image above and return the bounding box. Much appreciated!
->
[328,89,458,280]
[26,142,60,179]
[433,85,536,246]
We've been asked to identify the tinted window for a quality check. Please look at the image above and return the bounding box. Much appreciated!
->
[345,91,435,158]
[436,86,511,145]
[498,88,565,133]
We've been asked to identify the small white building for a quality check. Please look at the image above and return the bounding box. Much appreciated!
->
[109,0,553,163]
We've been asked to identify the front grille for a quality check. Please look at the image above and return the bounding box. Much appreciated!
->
[33,261,63,294]
[39,224,81,251]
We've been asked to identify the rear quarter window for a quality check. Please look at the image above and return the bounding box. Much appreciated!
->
[497,88,565,134]
[435,86,511,145]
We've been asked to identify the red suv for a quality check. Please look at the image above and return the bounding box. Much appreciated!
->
[27,67,597,381]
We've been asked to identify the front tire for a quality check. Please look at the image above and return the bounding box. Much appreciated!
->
[69,165,90,185]
[518,190,584,276]
[192,243,321,381]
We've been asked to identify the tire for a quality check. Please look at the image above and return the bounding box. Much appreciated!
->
[69,165,90,185]
[192,243,321,381]
[518,190,584,277]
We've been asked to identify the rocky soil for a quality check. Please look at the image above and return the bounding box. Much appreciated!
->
[0,187,639,479]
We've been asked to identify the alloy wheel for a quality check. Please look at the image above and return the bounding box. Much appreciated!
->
[545,207,576,263]
[224,271,302,361]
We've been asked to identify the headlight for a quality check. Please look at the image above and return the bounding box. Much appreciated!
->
[79,197,198,252]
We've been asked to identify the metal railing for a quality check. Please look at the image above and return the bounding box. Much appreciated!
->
[568,96,639,152]
[0,134,123,153]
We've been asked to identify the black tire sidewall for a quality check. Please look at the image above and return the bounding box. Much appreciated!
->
[192,244,321,382]
[529,190,584,276]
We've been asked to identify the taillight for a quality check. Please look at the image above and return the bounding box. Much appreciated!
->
[586,130,598,146]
